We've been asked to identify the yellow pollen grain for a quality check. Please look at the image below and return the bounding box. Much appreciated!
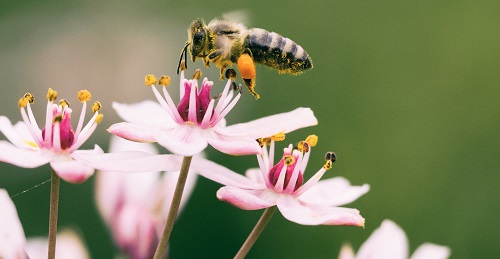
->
[145,74,157,86]
[78,90,91,102]
[323,160,333,170]
[270,132,286,142]
[18,97,28,108]
[95,113,104,124]
[24,140,39,148]
[92,101,102,113]
[46,88,58,102]
[159,76,171,87]
[185,121,195,125]
[305,134,318,147]
[59,99,70,108]
[192,69,202,80]
[24,93,34,104]
[284,155,295,166]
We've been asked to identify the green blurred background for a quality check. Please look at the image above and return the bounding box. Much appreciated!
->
[1,0,499,258]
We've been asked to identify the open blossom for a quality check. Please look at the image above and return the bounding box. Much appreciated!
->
[0,89,104,183]
[338,220,451,259]
[95,136,197,259]
[191,135,370,226]
[108,65,318,156]
[0,189,89,259]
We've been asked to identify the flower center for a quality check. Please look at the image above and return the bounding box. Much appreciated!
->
[177,79,213,124]
[268,154,304,192]
[41,103,75,150]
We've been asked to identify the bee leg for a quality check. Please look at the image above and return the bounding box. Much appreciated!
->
[202,56,210,68]
[237,53,259,100]
[219,65,228,80]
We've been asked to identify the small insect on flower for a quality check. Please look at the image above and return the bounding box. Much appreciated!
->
[178,18,314,99]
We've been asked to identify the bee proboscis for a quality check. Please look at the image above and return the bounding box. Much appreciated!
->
[178,18,313,99]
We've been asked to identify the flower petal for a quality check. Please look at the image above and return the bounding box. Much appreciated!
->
[156,126,208,156]
[108,122,162,143]
[338,244,355,259]
[298,177,370,207]
[217,186,277,210]
[50,158,95,183]
[0,140,50,168]
[356,220,408,259]
[245,168,266,186]
[0,189,27,259]
[275,195,365,226]
[113,101,175,128]
[410,243,451,259]
[25,230,90,259]
[219,108,318,139]
[206,130,262,155]
[0,116,37,149]
[156,169,198,219]
[190,156,263,189]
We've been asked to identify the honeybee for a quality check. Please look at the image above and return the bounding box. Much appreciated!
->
[178,18,313,99]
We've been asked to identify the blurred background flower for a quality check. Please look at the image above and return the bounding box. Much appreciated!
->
[0,1,499,258]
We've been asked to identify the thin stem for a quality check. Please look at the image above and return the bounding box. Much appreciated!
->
[234,206,278,259]
[154,156,193,259]
[47,169,60,259]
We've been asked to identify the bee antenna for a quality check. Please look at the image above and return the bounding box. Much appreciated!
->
[177,42,190,74]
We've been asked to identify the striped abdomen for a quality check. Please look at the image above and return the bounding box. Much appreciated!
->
[244,28,313,74]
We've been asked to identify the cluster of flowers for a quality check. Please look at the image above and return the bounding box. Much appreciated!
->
[0,64,451,258]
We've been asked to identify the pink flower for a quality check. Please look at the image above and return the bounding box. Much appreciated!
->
[0,89,104,183]
[95,136,197,259]
[338,220,451,259]
[191,136,370,226]
[0,189,89,259]
[108,70,317,156]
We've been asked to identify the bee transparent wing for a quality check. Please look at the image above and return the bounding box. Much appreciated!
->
[221,10,252,27]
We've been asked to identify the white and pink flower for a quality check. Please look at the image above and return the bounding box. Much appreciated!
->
[108,68,318,156]
[338,220,451,259]
[0,89,103,183]
[190,136,370,226]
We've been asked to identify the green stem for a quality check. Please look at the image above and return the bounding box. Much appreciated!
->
[47,169,60,259]
[154,156,193,259]
[234,206,278,259]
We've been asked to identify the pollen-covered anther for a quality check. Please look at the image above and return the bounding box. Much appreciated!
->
[145,74,157,87]
[159,75,171,87]
[270,132,286,142]
[225,69,237,80]
[179,60,187,72]
[257,137,271,147]
[284,155,295,166]
[305,134,318,147]
[323,151,337,170]
[47,88,58,102]
[77,90,91,102]
[297,140,310,153]
[192,69,202,80]
[53,115,63,123]
[24,93,35,104]
[18,97,28,108]
[92,101,102,113]
[59,99,70,108]
[95,113,104,124]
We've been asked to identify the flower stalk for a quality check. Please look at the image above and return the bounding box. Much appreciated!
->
[234,206,278,259]
[154,156,193,259]
[47,169,60,259]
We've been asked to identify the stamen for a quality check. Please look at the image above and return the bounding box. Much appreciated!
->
[179,60,187,72]
[225,69,237,80]
[59,99,70,108]
[53,115,63,123]
[305,134,318,147]
[24,93,35,104]
[159,76,171,87]
[18,97,28,108]
[145,74,157,87]
[77,90,91,102]
[297,141,310,153]
[270,132,286,142]
[323,151,337,170]
[92,101,102,113]
[192,69,202,80]
[95,113,104,124]
[46,88,58,102]
[283,155,295,166]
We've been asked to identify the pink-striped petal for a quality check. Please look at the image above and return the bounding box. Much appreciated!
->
[298,177,370,206]
[0,116,37,149]
[0,189,27,259]
[410,243,451,259]
[50,158,95,183]
[108,122,163,143]
[206,130,262,155]
[219,108,318,139]
[112,101,175,128]
[191,156,262,189]
[356,220,408,259]
[0,141,50,168]
[275,195,365,226]
[156,126,208,156]
[216,186,277,210]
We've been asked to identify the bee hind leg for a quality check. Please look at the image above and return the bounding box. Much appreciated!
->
[237,53,259,100]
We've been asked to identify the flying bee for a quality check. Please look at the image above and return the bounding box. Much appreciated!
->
[178,18,313,99]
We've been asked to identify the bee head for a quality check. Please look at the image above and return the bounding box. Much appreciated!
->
[188,18,211,61]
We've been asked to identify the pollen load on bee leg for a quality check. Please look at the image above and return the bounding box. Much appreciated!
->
[237,54,259,100]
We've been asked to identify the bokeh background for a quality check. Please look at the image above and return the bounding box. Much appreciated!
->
[1,0,499,258]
